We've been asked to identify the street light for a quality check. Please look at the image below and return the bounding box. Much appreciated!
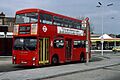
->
[96,2,113,56]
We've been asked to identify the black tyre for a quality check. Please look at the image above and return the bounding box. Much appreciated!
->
[52,55,59,65]
[80,53,85,63]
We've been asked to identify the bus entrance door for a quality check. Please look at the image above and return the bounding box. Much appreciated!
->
[65,39,72,62]
[39,38,49,64]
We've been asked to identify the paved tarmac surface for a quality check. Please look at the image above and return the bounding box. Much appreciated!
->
[43,65,120,80]
[0,52,119,80]
[0,53,119,80]
[0,53,104,72]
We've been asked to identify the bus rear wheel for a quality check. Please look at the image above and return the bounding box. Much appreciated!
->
[52,55,59,65]
[80,53,85,63]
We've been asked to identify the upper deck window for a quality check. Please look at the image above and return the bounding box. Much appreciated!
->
[40,14,53,24]
[53,16,64,26]
[74,22,81,29]
[15,12,38,24]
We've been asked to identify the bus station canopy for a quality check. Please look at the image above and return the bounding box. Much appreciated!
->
[99,34,112,39]
[91,34,120,42]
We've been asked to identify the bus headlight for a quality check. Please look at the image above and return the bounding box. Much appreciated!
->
[13,56,16,60]
[33,63,35,66]
[32,57,36,61]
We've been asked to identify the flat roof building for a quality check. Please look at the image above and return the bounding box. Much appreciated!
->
[0,12,14,56]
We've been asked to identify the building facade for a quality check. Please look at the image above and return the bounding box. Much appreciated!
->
[0,12,14,56]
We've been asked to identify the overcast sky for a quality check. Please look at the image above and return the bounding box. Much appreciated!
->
[0,0,120,34]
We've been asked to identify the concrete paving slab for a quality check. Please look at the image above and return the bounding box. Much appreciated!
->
[0,58,119,80]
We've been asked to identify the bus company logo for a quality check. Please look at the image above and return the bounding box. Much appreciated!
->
[42,25,47,32]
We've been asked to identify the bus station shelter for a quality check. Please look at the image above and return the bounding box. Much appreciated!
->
[91,34,120,50]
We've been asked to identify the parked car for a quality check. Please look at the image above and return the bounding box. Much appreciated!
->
[112,46,120,52]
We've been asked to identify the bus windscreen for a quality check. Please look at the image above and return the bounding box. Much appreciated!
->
[15,12,38,24]
[13,37,37,51]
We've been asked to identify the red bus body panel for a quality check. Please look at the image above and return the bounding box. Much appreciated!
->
[13,8,91,66]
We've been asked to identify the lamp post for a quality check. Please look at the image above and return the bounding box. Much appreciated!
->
[96,2,113,56]
[114,34,116,47]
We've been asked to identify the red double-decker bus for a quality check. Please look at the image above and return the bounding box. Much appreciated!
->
[12,8,91,66]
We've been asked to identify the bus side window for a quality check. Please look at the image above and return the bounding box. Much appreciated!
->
[81,26,86,30]
[40,14,44,23]
[53,16,64,26]
[68,20,74,28]
[63,19,69,28]
[73,22,81,29]
[81,41,86,48]
[40,14,53,25]
[73,40,85,48]
[53,39,64,48]
[76,22,81,29]
[74,40,81,48]
[29,12,38,23]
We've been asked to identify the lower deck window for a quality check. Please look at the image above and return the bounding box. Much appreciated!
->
[74,40,86,48]
[54,39,64,48]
